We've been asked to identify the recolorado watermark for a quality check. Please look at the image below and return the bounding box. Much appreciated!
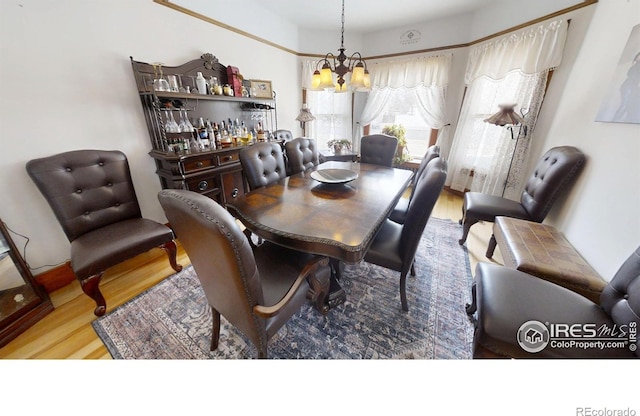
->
[517,320,637,354]
[576,407,636,416]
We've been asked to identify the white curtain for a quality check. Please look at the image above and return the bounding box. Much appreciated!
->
[360,54,452,129]
[446,19,569,200]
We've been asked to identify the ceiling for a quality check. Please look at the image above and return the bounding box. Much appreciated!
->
[255,0,522,33]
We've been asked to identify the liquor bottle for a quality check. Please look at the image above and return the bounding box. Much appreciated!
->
[196,72,208,95]
[257,122,265,142]
[203,120,214,149]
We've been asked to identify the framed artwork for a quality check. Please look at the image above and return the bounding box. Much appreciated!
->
[595,24,640,124]
[250,79,273,98]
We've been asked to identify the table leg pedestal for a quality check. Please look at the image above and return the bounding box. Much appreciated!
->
[326,259,347,310]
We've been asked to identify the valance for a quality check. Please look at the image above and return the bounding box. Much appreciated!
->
[465,19,568,84]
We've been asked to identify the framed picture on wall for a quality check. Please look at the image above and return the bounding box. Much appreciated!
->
[595,23,640,124]
[250,80,273,98]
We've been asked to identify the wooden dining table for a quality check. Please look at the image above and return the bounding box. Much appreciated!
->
[227,161,413,309]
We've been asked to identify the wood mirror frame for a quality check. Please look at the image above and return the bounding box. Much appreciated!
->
[0,218,53,348]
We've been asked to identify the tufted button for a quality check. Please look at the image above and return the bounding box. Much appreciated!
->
[114,202,120,207]
[84,211,90,215]
[65,167,72,172]
[76,189,82,193]
[98,161,104,166]
[107,182,113,187]
[551,158,557,164]
[624,294,629,300]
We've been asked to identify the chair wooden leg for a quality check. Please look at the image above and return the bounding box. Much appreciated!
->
[410,261,416,277]
[459,218,478,245]
[210,307,220,351]
[160,240,182,272]
[80,273,107,316]
[485,235,497,258]
[465,281,477,315]
[400,271,409,312]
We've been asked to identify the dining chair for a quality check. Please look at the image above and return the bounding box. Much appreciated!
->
[284,137,319,175]
[239,142,287,190]
[364,157,448,311]
[389,145,441,224]
[158,189,331,359]
[26,149,182,316]
[458,146,585,257]
[360,134,398,167]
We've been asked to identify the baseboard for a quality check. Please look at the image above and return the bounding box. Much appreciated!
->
[34,262,75,293]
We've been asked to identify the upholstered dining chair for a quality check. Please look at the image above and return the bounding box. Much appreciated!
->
[467,245,640,358]
[389,145,440,224]
[284,137,319,175]
[360,134,398,167]
[239,142,287,190]
[364,157,447,311]
[26,149,182,316]
[458,146,585,257]
[158,189,331,359]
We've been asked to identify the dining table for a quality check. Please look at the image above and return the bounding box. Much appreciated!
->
[226,161,413,310]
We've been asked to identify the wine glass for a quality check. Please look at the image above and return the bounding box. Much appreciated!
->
[152,62,170,92]
[164,111,180,133]
[178,110,193,133]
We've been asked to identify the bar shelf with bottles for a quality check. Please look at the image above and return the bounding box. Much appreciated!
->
[130,53,277,205]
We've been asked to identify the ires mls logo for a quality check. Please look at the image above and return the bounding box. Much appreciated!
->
[517,320,636,354]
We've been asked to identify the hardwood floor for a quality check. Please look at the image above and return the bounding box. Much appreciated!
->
[0,190,502,359]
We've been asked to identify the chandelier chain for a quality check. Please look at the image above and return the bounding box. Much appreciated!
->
[340,0,345,49]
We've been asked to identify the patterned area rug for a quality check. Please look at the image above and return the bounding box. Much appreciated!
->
[92,217,474,359]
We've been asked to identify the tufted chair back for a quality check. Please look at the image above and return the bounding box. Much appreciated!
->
[360,134,398,167]
[285,137,319,175]
[274,129,293,143]
[26,149,142,242]
[239,142,287,190]
[520,146,585,222]
[600,245,640,357]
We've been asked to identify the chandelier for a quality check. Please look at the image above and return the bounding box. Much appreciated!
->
[311,0,371,92]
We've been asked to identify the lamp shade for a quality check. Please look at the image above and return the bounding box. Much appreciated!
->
[484,104,525,126]
[311,70,321,90]
[296,105,316,123]
[350,63,365,88]
[319,64,335,88]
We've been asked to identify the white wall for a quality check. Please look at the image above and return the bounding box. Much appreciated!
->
[0,0,299,271]
[531,1,640,279]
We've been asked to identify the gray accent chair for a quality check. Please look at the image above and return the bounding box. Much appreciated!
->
[364,157,447,311]
[458,146,586,257]
[360,134,398,167]
[26,149,182,316]
[158,189,331,359]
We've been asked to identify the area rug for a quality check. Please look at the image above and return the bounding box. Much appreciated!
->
[92,217,474,359]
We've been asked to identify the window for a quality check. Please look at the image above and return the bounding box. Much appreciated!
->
[305,90,352,150]
[367,88,434,158]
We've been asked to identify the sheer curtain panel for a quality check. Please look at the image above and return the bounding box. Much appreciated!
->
[446,19,569,200]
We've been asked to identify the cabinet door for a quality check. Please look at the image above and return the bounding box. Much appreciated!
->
[221,169,245,205]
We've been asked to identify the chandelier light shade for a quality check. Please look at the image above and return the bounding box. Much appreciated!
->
[311,0,371,93]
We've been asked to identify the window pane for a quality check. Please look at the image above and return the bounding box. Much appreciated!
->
[306,90,352,150]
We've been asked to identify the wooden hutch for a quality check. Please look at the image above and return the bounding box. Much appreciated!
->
[130,53,277,205]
